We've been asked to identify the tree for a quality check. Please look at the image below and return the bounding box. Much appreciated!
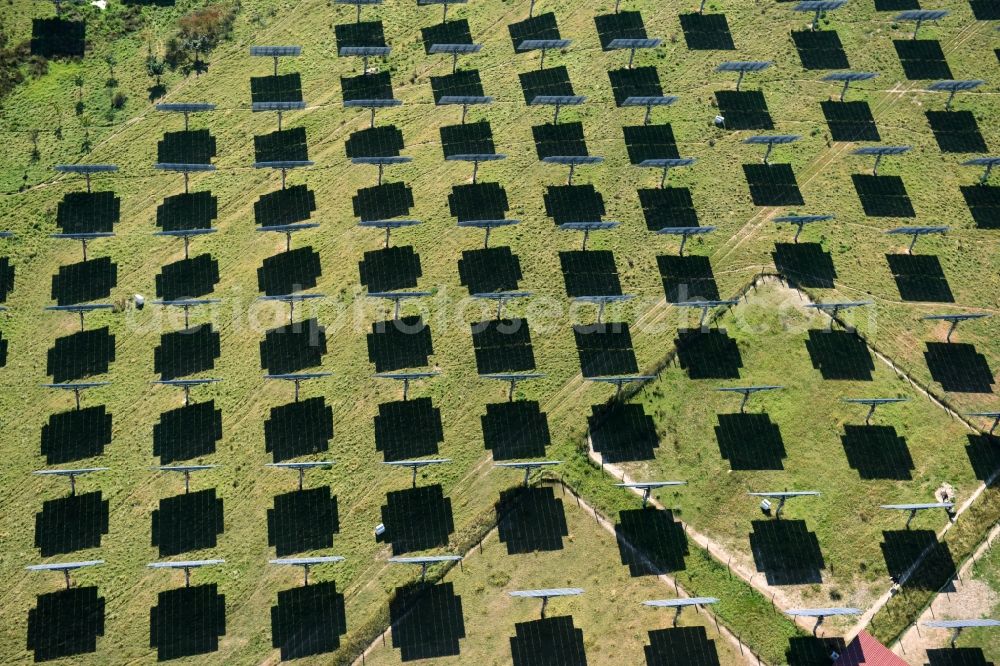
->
[146,55,166,100]
[104,54,117,88]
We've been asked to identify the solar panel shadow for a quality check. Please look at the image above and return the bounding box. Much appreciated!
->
[51,257,117,306]
[374,397,444,461]
[639,188,698,229]
[149,584,226,660]
[791,30,849,70]
[519,65,575,103]
[573,323,638,377]
[265,397,334,462]
[925,111,987,153]
[471,318,536,375]
[785,636,847,666]
[851,174,915,217]
[969,0,1000,18]
[608,67,663,106]
[157,254,220,301]
[961,185,1000,229]
[47,328,116,383]
[559,250,622,297]
[678,13,735,50]
[380,485,455,555]
[151,489,225,556]
[674,329,743,379]
[154,325,221,380]
[27,587,105,661]
[440,121,496,158]
[254,127,309,163]
[925,342,995,393]
[421,19,474,53]
[335,20,386,49]
[250,73,303,103]
[157,191,217,231]
[821,101,880,142]
[589,402,658,462]
[894,40,953,79]
[532,122,589,159]
[749,519,825,585]
[257,246,322,296]
[594,11,648,50]
[874,0,919,8]
[430,69,485,103]
[617,508,688,576]
[926,647,996,665]
[367,316,433,372]
[458,247,523,295]
[353,182,415,221]
[805,329,875,380]
[390,582,466,660]
[509,12,561,50]
[965,434,1000,484]
[714,90,773,130]
[359,246,423,293]
[496,485,569,554]
[260,319,328,375]
[881,529,956,589]
[158,129,216,165]
[771,242,837,288]
[255,185,317,227]
[31,18,85,58]
[448,182,510,221]
[35,491,110,556]
[0,256,13,302]
[645,626,721,665]
[841,424,914,480]
[341,71,394,102]
[57,191,120,234]
[510,615,587,666]
[624,124,680,164]
[886,253,954,302]
[657,255,720,302]
[545,184,606,224]
[715,412,787,470]
[41,405,112,464]
[271,582,347,660]
[742,164,804,206]
[481,400,551,460]
[153,400,223,464]
[345,125,405,158]
[267,487,340,556]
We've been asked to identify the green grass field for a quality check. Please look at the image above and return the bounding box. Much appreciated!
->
[0,0,997,662]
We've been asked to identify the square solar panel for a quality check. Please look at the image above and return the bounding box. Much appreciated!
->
[715,412,786,470]
[608,67,664,106]
[345,125,405,159]
[260,318,327,375]
[820,101,880,142]
[157,254,220,301]
[374,397,444,460]
[589,402,658,462]
[151,489,224,556]
[422,19,474,53]
[510,616,587,666]
[645,626,721,666]
[531,122,587,160]
[57,191,120,234]
[559,250,622,297]
[254,127,310,163]
[157,191,217,231]
[381,485,455,555]
[894,40,953,80]
[271,582,347,660]
[623,124,679,164]
[791,30,850,70]
[638,188,699,230]
[805,329,875,380]
[841,424,914,479]
[742,164,805,206]
[772,242,837,288]
[657,255,720,302]
[41,406,112,464]
[430,69,485,103]
[155,325,221,380]
[886,253,954,302]
[961,185,1000,229]
[31,18,85,58]
[341,71,394,102]
[153,400,223,463]
[496,485,569,554]
[27,587,105,662]
[47,327,115,382]
[573,323,639,377]
[519,65,575,103]
[678,13,735,50]
[481,400,551,459]
[749,519,825,585]
[251,73,304,103]
[366,316,434,372]
[149,584,226,660]
[544,184,606,224]
[0,256,13,303]
[35,491,110,556]
[969,0,1000,18]
[267,487,340,556]
[255,185,317,227]
[851,174,915,217]
[265,397,334,462]
[441,121,496,158]
[594,11,648,50]
[353,181,414,221]
[875,0,919,8]
[925,111,987,153]
[448,182,509,221]
[335,20,386,49]
[458,247,523,295]
[714,90,774,130]
[389,582,466,660]
[51,257,117,306]
[257,246,322,296]
[616,508,688,575]
[359,245,423,293]
[158,129,217,165]
[509,12,561,49]
[470,318,536,374]
[674,329,744,379]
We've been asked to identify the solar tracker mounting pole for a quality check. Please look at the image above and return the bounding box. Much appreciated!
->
[471,159,479,183]
[81,238,88,261]
[697,304,710,329]
[659,165,672,188]
[183,171,189,193]
[280,167,287,189]
[643,102,654,126]
[553,102,563,125]
[872,153,884,175]
[272,56,280,76]
[979,162,994,184]
[774,495,790,519]
[277,110,283,131]
[735,70,746,92]
[762,142,775,165]
[462,103,469,124]
[627,47,638,69]
[356,2,362,22]
[911,17,924,39]
[84,172,92,193]
[699,0,707,13]
[378,163,384,185]
[529,0,535,16]
[442,2,448,22]
[905,230,919,254]
[793,220,806,243]
[639,486,653,508]
[811,8,822,30]
[614,0,621,13]
[72,386,83,410]
[371,107,376,128]
[452,52,459,74]
[539,47,547,69]
[838,79,852,102]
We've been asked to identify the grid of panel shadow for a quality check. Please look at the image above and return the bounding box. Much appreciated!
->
[841,424,914,480]
[624,124,680,164]
[0,331,6,368]
[342,71,395,102]
[851,174,915,217]
[257,246,322,296]
[924,341,995,393]
[151,488,224,556]
[265,397,334,462]
[157,254,220,301]
[35,491,110,556]
[154,325,222,380]
[458,247,523,295]
[441,121,497,157]
[532,122,590,159]
[359,246,422,295]
[820,101,881,142]
[714,90,774,130]
[785,636,847,666]
[926,647,996,665]
[255,184,317,227]
[47,327,116,383]
[449,182,510,221]
[481,400,551,459]
[742,164,804,206]
[380,485,455,554]
[657,255,720,302]
[880,529,955,589]
[594,11,648,50]
[969,0,1000,19]
[616,507,688,575]
[925,111,988,153]
[674,328,744,379]
[431,69,485,104]
[254,127,310,163]
[51,257,117,306]
[893,40,953,79]
[608,66,663,106]
[874,0,918,8]
[519,65,575,103]
[366,316,433,372]
[0,255,13,303]
[961,185,1000,229]
[559,250,622,297]
[27,586,105,661]
[645,626,721,666]
[353,182,415,221]
[510,615,587,666]
[154,400,223,463]
[715,412,787,470]
[345,125,405,158]
[41,405,112,464]
[57,191,121,234]
[589,402,659,462]
[375,397,444,460]
[471,318,535,374]
[158,129,217,165]
[335,20,387,49]
[157,191,218,231]
[251,73,304,103]
[509,12,561,49]
[791,30,849,70]
[772,242,837,288]
[389,582,466,660]
[271,582,347,660]
[805,328,875,380]
[639,188,699,229]
[149,584,226,660]
[545,184,606,224]
[748,519,826,585]
[422,18,475,52]
[573,323,638,377]
[31,18,85,58]
[885,253,954,302]
[496,485,568,554]
[259,318,328,375]
[267,486,340,556]
[679,12,734,50]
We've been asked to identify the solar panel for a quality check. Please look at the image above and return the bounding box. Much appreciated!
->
[924,619,1000,628]
[716,60,772,72]
[251,45,301,57]
[644,598,719,608]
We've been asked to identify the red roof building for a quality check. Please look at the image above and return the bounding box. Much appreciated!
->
[834,631,909,666]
